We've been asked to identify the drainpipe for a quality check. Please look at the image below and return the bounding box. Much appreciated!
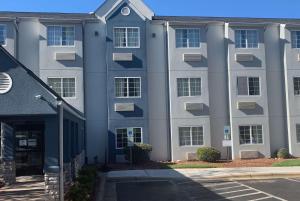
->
[57,101,64,201]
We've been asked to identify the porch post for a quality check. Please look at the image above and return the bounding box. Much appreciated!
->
[58,102,64,201]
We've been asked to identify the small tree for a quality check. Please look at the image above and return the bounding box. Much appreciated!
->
[197,147,221,163]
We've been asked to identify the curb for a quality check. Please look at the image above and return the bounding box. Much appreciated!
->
[96,172,107,201]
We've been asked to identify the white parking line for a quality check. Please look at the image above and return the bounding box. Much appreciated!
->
[214,184,243,191]
[248,196,272,201]
[203,181,238,188]
[226,192,261,199]
[218,188,252,195]
[286,178,300,183]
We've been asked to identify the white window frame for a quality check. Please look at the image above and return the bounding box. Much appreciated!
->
[175,28,201,49]
[237,76,261,97]
[177,77,202,97]
[239,125,264,145]
[47,77,76,99]
[115,127,143,149]
[113,27,140,48]
[291,30,300,49]
[235,29,259,49]
[114,77,141,98]
[0,24,7,46]
[47,25,75,47]
[293,77,300,96]
[178,126,204,147]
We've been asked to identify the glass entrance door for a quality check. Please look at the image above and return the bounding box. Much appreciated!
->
[15,125,44,176]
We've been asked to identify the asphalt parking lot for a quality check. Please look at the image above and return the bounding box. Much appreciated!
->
[104,177,300,201]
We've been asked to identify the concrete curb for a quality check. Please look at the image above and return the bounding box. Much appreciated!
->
[96,172,107,201]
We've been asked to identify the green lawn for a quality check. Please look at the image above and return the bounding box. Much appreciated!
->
[165,163,217,169]
[272,159,300,167]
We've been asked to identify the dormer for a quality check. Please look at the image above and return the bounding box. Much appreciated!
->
[94,0,154,23]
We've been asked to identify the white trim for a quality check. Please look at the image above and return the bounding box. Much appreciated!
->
[47,77,77,99]
[114,77,141,98]
[175,28,201,49]
[238,124,264,145]
[46,25,76,47]
[113,27,140,48]
[235,29,259,49]
[0,24,7,46]
[0,72,13,94]
[178,126,204,147]
[115,127,143,149]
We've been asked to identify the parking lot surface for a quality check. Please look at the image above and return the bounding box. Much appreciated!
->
[104,177,300,201]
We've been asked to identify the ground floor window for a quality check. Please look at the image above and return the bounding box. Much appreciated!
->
[239,125,263,145]
[116,127,142,149]
[296,124,300,143]
[179,126,203,146]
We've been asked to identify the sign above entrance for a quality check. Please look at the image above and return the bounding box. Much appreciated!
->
[127,127,134,147]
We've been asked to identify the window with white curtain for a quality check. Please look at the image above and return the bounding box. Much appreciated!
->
[235,29,258,48]
[115,77,141,98]
[114,27,140,48]
[48,77,76,98]
[47,25,75,46]
[176,29,200,48]
[177,78,201,97]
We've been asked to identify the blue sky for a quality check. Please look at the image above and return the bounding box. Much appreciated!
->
[2,0,300,19]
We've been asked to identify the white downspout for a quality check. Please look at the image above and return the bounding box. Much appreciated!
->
[58,101,64,201]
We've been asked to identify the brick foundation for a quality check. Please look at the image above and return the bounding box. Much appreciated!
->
[0,160,16,185]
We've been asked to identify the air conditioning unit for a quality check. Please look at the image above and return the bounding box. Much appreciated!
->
[235,53,254,62]
[185,103,204,111]
[55,52,76,61]
[114,103,135,112]
[237,102,256,110]
[113,53,133,61]
[183,53,202,62]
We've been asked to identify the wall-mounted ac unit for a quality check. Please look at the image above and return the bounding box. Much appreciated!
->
[114,103,135,112]
[237,101,256,110]
[185,103,204,111]
[235,53,254,62]
[55,52,76,61]
[113,53,133,61]
[183,53,202,62]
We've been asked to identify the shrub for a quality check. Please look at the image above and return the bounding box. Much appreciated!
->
[65,166,97,201]
[277,148,290,159]
[197,147,221,163]
[124,143,152,164]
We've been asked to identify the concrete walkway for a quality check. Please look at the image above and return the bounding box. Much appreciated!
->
[107,167,300,180]
[0,176,49,201]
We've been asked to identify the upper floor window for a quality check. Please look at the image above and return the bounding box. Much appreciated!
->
[235,30,258,48]
[47,25,75,46]
[239,125,263,145]
[0,25,7,46]
[115,77,141,98]
[294,77,300,95]
[291,31,300,49]
[179,127,204,146]
[177,78,201,97]
[116,127,142,149]
[114,27,140,48]
[176,29,200,48]
[48,77,76,98]
[237,76,260,96]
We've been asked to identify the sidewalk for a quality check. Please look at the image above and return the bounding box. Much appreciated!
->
[107,167,300,180]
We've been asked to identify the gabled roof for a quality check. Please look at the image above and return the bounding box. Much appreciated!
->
[0,46,85,119]
[94,0,154,22]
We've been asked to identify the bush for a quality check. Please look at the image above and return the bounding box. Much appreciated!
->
[197,147,221,163]
[124,143,152,164]
[66,166,97,201]
[277,148,290,159]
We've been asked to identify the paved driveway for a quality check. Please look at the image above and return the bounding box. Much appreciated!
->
[104,178,300,201]
[0,176,49,201]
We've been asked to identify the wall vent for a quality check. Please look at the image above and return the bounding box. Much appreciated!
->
[0,73,12,94]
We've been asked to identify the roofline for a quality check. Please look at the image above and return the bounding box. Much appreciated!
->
[153,15,300,24]
[0,45,85,119]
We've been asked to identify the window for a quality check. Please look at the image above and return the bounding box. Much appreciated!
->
[47,25,75,46]
[296,124,300,143]
[177,78,201,97]
[176,29,200,48]
[179,127,204,146]
[239,125,263,145]
[116,128,142,149]
[0,25,7,45]
[237,76,260,96]
[294,77,300,95]
[115,77,141,98]
[114,27,140,48]
[291,31,300,49]
[235,30,258,48]
[48,78,76,98]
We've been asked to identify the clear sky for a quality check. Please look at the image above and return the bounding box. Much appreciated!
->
[2,0,300,19]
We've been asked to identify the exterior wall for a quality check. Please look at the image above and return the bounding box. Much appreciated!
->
[146,21,170,161]
[106,3,149,162]
[284,25,300,156]
[228,25,271,159]
[168,24,211,161]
